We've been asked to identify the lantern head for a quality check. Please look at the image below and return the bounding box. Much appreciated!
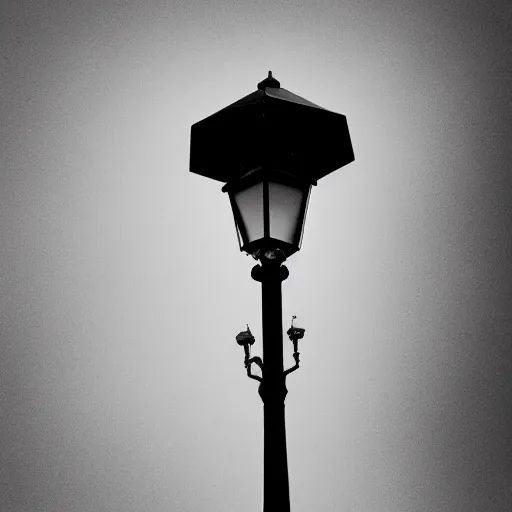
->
[190,72,354,260]
[222,167,311,259]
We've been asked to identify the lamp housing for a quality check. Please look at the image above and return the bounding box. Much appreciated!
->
[222,166,311,258]
[190,72,354,259]
[236,328,255,347]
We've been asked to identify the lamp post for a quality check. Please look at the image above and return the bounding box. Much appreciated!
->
[190,72,354,512]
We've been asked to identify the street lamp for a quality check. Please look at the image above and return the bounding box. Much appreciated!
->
[190,72,354,512]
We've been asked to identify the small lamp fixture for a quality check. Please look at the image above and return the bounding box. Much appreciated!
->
[287,316,305,354]
[236,325,255,359]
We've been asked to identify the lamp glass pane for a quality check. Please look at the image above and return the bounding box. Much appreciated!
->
[268,181,305,245]
[233,182,264,244]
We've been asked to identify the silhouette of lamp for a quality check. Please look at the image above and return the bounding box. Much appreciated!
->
[236,325,255,360]
[287,315,305,355]
[189,72,354,512]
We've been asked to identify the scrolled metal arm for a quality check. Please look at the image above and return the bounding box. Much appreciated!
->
[245,356,263,382]
[284,352,300,376]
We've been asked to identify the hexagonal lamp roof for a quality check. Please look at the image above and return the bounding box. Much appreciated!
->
[190,72,354,186]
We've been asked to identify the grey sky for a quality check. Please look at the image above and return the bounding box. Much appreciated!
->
[1,0,511,511]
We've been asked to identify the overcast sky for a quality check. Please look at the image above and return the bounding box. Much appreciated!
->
[1,1,511,511]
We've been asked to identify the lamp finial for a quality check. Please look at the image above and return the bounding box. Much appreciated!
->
[257,71,281,90]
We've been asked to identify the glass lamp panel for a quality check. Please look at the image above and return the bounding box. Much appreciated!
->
[233,182,264,244]
[297,185,311,247]
[268,181,306,245]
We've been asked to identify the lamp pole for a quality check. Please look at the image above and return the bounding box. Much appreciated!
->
[252,253,291,512]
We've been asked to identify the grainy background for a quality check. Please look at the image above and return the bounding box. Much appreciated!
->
[1,1,510,511]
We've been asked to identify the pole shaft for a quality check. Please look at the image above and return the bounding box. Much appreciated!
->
[263,399,289,512]
[254,260,290,512]
[261,267,284,377]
